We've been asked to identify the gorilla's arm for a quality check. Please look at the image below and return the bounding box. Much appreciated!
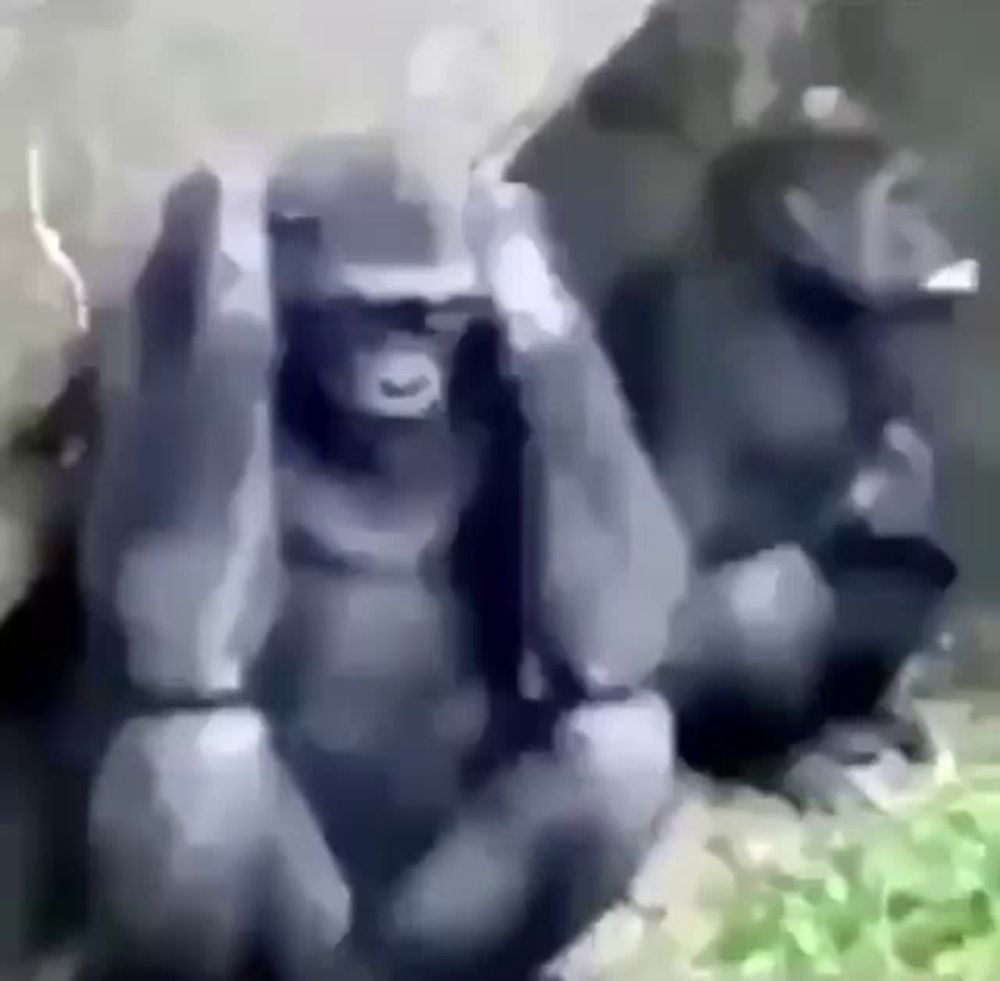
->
[81,165,350,979]
[508,294,691,699]
[464,177,689,698]
[82,166,280,704]
[814,309,958,635]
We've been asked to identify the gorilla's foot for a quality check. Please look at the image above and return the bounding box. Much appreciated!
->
[771,714,948,813]
[774,746,907,812]
[819,708,938,765]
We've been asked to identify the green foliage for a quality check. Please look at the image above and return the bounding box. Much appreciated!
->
[698,769,1000,979]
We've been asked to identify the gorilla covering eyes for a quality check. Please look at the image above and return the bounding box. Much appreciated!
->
[73,133,690,980]
[601,90,972,804]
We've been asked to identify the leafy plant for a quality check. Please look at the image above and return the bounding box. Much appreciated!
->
[696,768,1000,979]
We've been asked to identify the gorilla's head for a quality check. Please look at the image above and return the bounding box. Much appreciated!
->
[267,135,495,422]
[704,90,978,313]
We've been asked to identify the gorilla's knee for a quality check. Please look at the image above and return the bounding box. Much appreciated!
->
[87,711,272,976]
[555,690,676,852]
[662,545,835,769]
[375,691,676,979]
[721,545,834,663]
[674,545,833,701]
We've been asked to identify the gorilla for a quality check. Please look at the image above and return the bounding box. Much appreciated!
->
[73,135,689,980]
[600,94,971,801]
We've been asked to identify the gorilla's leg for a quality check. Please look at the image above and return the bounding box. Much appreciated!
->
[822,550,952,708]
[373,691,675,980]
[82,710,352,981]
[657,545,834,778]
[814,551,954,768]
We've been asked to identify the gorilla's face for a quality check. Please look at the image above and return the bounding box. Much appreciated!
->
[774,141,977,307]
[709,133,978,309]
[283,294,494,421]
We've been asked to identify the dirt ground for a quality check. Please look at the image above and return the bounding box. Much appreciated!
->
[551,693,1000,980]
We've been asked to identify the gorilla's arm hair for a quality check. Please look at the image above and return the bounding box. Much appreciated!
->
[510,316,691,698]
[81,166,282,708]
[81,167,353,978]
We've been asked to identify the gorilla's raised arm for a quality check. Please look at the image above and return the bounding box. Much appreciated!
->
[80,164,350,980]
[82,166,281,702]
[466,179,691,700]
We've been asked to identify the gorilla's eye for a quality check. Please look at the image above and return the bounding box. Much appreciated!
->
[425,308,474,334]
[423,297,494,334]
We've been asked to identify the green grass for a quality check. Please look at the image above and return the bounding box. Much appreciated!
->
[685,767,1000,979]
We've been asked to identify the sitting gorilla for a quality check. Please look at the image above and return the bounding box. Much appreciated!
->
[76,136,689,980]
[600,93,971,802]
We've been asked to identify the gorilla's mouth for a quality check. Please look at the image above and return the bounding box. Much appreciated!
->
[361,349,444,418]
[380,375,432,399]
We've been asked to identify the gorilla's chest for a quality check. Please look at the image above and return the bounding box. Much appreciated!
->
[265,432,489,754]
[278,437,476,575]
[667,278,858,554]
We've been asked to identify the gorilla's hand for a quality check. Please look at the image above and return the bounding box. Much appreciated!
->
[463,174,579,350]
[845,419,935,539]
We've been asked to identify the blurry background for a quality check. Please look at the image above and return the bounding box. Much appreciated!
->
[0,0,996,704]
